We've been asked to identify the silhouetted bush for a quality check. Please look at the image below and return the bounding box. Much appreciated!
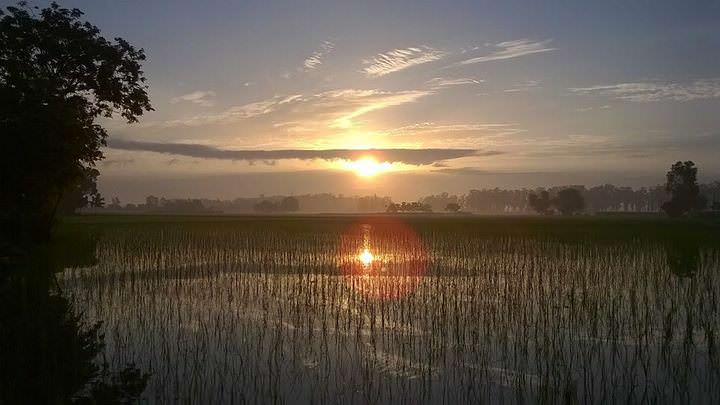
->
[528,191,553,215]
[553,188,585,215]
[662,161,706,218]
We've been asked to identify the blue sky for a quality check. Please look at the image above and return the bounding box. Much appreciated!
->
[8,0,720,200]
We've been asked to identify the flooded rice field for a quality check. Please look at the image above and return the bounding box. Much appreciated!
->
[58,216,720,403]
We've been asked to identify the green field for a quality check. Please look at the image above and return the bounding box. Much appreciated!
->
[54,214,720,403]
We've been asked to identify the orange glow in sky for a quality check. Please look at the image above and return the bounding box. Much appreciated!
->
[341,157,392,178]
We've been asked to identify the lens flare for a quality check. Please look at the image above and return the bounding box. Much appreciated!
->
[340,218,428,301]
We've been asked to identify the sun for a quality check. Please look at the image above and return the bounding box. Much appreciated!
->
[343,157,391,178]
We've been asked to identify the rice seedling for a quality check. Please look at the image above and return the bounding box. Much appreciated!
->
[57,216,720,403]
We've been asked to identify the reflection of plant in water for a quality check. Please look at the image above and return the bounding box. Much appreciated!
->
[75,362,150,404]
[50,218,720,403]
[666,241,700,278]
[0,243,149,403]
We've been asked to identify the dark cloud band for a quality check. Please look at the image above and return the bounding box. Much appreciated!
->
[108,139,500,165]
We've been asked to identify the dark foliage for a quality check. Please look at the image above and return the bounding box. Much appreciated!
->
[386,202,432,213]
[420,192,461,212]
[279,196,300,212]
[553,188,585,215]
[528,190,553,215]
[57,166,104,215]
[445,202,461,212]
[662,161,706,218]
[665,241,700,278]
[74,361,150,404]
[0,2,152,244]
[253,200,276,213]
[156,198,204,212]
[253,197,301,213]
[0,241,149,403]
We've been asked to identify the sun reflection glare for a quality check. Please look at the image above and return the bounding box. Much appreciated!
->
[341,220,429,301]
[358,248,374,266]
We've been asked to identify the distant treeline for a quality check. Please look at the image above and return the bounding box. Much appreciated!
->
[99,196,213,213]
[204,194,391,213]
[439,182,720,214]
[86,193,392,214]
[86,182,720,215]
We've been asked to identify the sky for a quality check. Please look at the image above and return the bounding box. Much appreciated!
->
[11,0,720,201]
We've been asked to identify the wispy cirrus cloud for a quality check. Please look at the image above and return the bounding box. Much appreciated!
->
[458,39,555,65]
[301,40,335,72]
[570,79,720,102]
[107,139,485,165]
[426,77,483,89]
[503,80,540,93]
[327,89,432,128]
[384,122,525,138]
[170,90,216,107]
[363,46,445,77]
[157,94,303,127]
[575,104,610,113]
[145,88,432,129]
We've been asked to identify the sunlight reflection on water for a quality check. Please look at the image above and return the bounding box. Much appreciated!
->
[341,220,428,301]
[55,220,720,404]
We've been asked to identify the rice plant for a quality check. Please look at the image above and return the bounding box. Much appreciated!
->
[58,216,720,403]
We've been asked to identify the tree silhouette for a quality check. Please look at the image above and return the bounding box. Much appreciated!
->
[528,190,553,215]
[108,197,122,210]
[553,188,585,215]
[57,167,104,215]
[661,161,706,218]
[253,200,276,213]
[0,2,152,244]
[445,202,461,212]
[386,202,431,213]
[279,196,300,212]
[145,195,159,208]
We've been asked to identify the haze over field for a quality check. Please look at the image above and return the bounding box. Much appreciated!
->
[45,0,719,201]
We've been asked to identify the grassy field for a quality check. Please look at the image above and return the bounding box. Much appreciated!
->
[56,214,720,403]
